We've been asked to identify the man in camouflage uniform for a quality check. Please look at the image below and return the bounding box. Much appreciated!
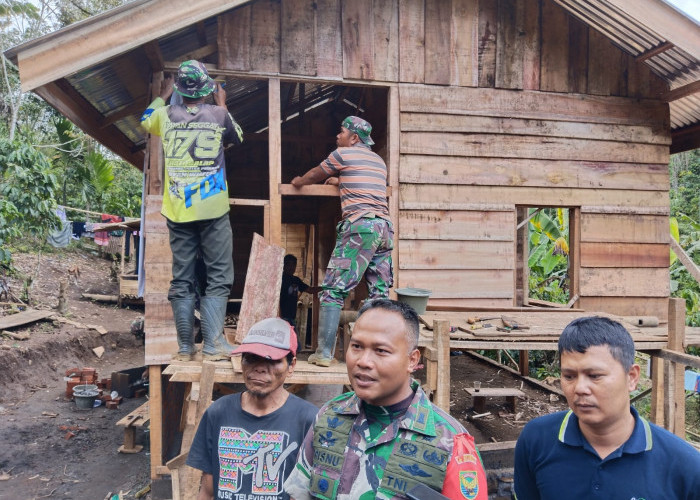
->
[283,299,487,499]
[291,116,393,367]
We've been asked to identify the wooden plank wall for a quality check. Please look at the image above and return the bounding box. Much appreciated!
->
[212,0,671,314]
[398,83,670,311]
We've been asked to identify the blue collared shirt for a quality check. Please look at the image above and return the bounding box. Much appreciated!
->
[514,407,700,499]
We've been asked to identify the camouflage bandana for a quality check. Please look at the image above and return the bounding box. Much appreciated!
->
[174,60,215,99]
[342,116,375,146]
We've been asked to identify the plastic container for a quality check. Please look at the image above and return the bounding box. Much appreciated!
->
[394,288,432,314]
[73,384,99,410]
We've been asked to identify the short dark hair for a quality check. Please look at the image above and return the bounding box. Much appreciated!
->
[558,316,635,371]
[284,254,297,266]
[357,298,419,350]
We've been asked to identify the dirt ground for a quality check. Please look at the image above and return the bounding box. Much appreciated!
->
[0,246,568,500]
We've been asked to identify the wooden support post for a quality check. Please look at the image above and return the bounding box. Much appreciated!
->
[518,350,529,376]
[388,85,399,296]
[268,78,282,246]
[149,365,163,479]
[668,297,686,438]
[434,320,451,413]
[650,355,664,425]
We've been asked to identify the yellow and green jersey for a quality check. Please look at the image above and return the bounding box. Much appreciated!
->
[141,97,243,223]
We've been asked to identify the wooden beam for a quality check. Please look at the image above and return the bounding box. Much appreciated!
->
[668,298,686,437]
[670,237,700,284]
[15,0,249,92]
[269,78,282,246]
[280,184,394,197]
[671,123,700,154]
[433,319,451,413]
[635,41,674,62]
[604,0,700,58]
[388,85,400,293]
[653,348,700,370]
[178,43,218,64]
[148,365,163,479]
[663,80,700,102]
[143,41,164,73]
[101,99,149,127]
[650,355,664,425]
[35,81,144,168]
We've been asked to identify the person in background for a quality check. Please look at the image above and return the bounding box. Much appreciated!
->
[513,316,700,500]
[284,299,488,499]
[290,116,393,368]
[280,254,319,349]
[187,317,319,500]
[141,60,243,361]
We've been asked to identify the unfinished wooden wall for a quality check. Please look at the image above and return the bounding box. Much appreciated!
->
[211,0,671,316]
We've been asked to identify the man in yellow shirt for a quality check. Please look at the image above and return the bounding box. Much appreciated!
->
[141,60,243,361]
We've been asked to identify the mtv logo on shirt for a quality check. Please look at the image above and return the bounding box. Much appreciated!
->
[218,427,299,497]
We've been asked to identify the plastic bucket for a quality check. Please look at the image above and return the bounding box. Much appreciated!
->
[73,384,99,410]
[394,288,432,314]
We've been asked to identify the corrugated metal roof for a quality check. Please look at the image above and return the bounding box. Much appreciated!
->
[553,0,700,131]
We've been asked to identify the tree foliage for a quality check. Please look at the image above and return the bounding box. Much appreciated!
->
[0,138,60,265]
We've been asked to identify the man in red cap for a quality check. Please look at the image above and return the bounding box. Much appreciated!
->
[186,317,318,500]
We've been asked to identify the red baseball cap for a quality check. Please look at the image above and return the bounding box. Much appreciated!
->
[232,318,297,360]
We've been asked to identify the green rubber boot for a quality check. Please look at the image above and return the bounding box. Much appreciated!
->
[171,298,196,361]
[308,306,342,367]
[200,296,234,361]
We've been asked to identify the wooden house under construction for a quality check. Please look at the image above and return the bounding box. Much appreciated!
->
[7,0,700,485]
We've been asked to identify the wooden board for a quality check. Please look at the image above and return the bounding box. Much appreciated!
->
[400,239,514,269]
[372,0,399,82]
[400,113,670,145]
[250,0,281,74]
[315,0,343,78]
[424,0,451,85]
[164,359,350,385]
[342,0,373,80]
[580,268,670,297]
[398,0,425,83]
[400,184,669,211]
[540,0,568,92]
[399,269,514,299]
[521,0,540,90]
[477,0,497,87]
[581,213,670,244]
[399,155,669,190]
[234,233,285,343]
[450,0,479,87]
[495,0,523,90]
[399,210,515,241]
[281,0,315,75]
[577,297,669,322]
[217,6,252,72]
[580,242,669,268]
[398,85,668,127]
[399,132,668,164]
[0,309,55,330]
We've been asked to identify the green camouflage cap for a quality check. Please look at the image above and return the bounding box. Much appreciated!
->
[342,116,374,146]
[174,60,215,99]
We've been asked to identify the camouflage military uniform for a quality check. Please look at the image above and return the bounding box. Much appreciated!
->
[283,381,486,499]
[321,215,393,308]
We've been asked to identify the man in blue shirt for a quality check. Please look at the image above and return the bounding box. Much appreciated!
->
[514,316,700,500]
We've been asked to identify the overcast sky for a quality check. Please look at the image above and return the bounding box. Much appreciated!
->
[666,0,700,23]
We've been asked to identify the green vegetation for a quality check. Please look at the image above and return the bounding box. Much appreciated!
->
[1,1,141,272]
